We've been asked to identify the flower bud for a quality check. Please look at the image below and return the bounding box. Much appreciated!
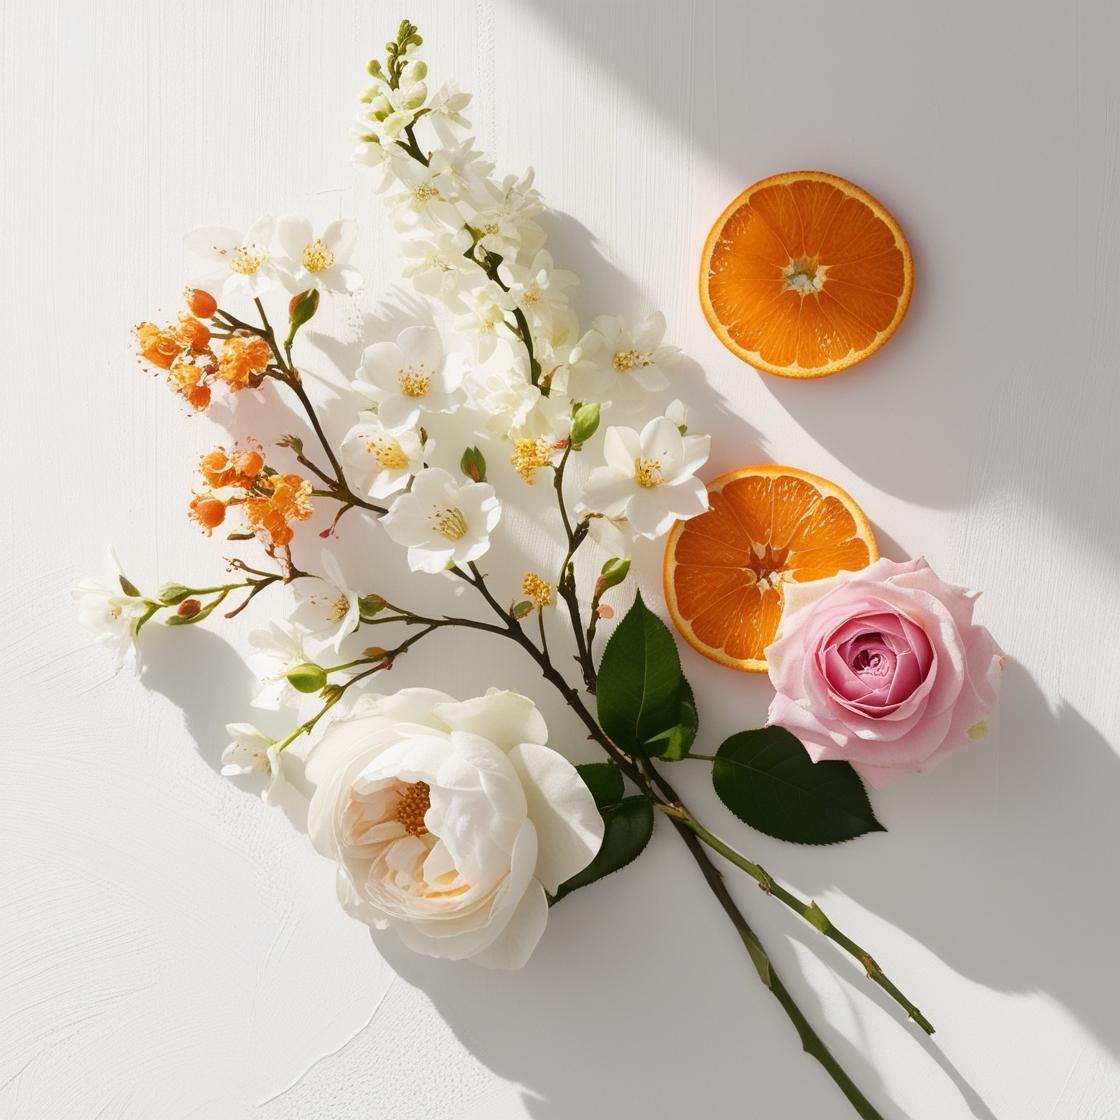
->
[403,59,427,82]
[595,557,631,597]
[401,82,427,110]
[460,446,487,483]
[511,600,534,620]
[177,598,202,618]
[358,594,387,618]
[288,288,320,328]
[569,401,601,447]
[287,662,327,694]
[184,288,218,318]
[364,645,388,659]
[158,582,193,605]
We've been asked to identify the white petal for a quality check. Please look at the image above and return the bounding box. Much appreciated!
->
[470,880,549,970]
[678,434,711,478]
[397,324,444,370]
[602,426,642,475]
[640,416,684,471]
[433,690,548,752]
[277,215,314,261]
[507,743,604,894]
[324,218,358,259]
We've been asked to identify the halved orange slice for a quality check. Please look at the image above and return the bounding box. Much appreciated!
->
[700,171,913,378]
[663,465,878,672]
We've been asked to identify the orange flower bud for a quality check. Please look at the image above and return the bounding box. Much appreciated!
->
[177,598,203,618]
[185,288,218,318]
[216,335,273,391]
[188,493,226,534]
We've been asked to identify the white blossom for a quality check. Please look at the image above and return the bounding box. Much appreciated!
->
[247,620,315,710]
[290,552,361,654]
[381,466,501,573]
[71,556,150,672]
[354,326,466,430]
[566,312,679,414]
[276,216,361,294]
[221,723,286,803]
[183,218,281,299]
[341,415,426,499]
[579,416,710,539]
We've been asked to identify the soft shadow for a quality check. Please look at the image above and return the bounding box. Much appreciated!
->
[138,622,310,830]
[752,662,1120,1065]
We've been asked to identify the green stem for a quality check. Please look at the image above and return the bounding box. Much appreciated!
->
[658,801,934,1035]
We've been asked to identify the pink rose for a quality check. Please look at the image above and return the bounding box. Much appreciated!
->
[765,557,1004,788]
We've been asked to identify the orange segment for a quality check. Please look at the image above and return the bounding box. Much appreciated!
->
[663,465,878,672]
[700,171,913,378]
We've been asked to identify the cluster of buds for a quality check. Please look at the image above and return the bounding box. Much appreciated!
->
[189,445,313,550]
[134,289,272,410]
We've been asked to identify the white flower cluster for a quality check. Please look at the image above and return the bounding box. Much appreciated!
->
[349,32,711,570]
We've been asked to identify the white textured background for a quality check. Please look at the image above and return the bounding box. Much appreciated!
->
[3,1,1120,1117]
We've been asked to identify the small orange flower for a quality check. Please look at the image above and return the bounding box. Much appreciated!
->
[184,288,218,318]
[135,315,211,370]
[189,492,227,534]
[216,335,273,391]
[135,321,184,371]
[199,446,265,489]
[176,313,211,351]
[168,352,214,412]
[244,472,313,548]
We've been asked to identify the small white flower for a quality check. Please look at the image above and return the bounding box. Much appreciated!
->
[454,281,515,361]
[400,227,477,310]
[382,466,501,574]
[499,250,578,328]
[566,312,679,414]
[579,416,710,539]
[427,82,472,144]
[290,552,361,654]
[71,554,150,672]
[341,415,426,499]
[354,326,466,431]
[351,133,410,190]
[387,159,464,232]
[459,169,545,259]
[247,620,314,710]
[276,216,361,294]
[184,217,281,299]
[221,723,286,803]
[464,360,566,442]
[357,76,427,144]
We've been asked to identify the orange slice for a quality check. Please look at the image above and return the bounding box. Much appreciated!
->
[700,171,913,378]
[663,465,878,672]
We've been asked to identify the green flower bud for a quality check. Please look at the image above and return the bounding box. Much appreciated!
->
[569,401,601,447]
[288,288,320,329]
[158,582,193,606]
[358,593,387,618]
[287,662,327,694]
[595,557,631,597]
[511,600,534,620]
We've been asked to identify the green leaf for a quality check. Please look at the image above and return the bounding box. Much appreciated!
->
[596,592,684,755]
[118,574,142,598]
[576,762,624,808]
[646,677,698,761]
[551,796,653,903]
[712,727,885,845]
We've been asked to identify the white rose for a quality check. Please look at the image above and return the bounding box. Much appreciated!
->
[306,687,605,969]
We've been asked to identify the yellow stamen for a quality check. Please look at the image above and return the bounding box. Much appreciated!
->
[395,780,431,836]
[302,239,335,273]
[635,457,663,488]
[521,572,553,609]
[510,438,552,483]
[432,506,468,541]
[412,184,440,202]
[367,437,409,470]
[326,593,350,623]
[230,244,268,275]
[613,349,641,372]
[398,366,432,397]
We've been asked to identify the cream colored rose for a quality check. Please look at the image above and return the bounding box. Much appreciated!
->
[306,687,604,969]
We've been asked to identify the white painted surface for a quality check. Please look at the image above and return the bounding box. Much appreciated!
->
[3,1,1120,1117]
